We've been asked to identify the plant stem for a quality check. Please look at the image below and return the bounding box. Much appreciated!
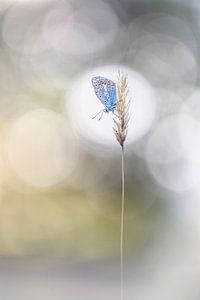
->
[120,145,125,300]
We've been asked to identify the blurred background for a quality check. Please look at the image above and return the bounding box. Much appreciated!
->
[0,0,199,299]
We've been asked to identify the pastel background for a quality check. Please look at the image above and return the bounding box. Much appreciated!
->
[0,0,199,299]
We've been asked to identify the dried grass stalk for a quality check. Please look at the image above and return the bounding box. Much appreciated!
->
[113,71,130,300]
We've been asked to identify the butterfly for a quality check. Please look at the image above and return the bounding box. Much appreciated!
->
[91,76,117,120]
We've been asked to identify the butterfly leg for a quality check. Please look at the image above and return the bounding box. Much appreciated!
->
[98,110,105,121]
[92,109,104,120]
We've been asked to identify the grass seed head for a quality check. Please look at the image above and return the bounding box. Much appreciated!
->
[113,71,130,147]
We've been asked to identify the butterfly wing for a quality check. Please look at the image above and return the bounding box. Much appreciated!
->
[92,76,117,112]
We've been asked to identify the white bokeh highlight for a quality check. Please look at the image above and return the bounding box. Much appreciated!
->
[6,109,78,188]
[127,33,198,87]
[146,114,200,192]
[42,1,119,58]
[179,93,200,164]
[66,65,157,149]
[179,114,200,164]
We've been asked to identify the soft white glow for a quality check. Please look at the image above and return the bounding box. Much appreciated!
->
[181,89,200,121]
[148,157,200,192]
[146,114,200,192]
[179,91,200,163]
[42,0,119,57]
[127,33,197,86]
[2,3,50,54]
[132,89,182,158]
[178,114,200,164]
[66,65,157,150]
[156,88,183,118]
[6,109,78,188]
[146,115,183,165]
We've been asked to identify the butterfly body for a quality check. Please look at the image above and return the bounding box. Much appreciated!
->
[91,76,117,114]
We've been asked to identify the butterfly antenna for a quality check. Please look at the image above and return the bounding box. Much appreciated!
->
[92,109,104,120]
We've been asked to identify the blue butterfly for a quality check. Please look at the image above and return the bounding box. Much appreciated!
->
[91,76,117,120]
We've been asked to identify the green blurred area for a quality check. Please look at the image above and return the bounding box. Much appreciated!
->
[0,184,166,259]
